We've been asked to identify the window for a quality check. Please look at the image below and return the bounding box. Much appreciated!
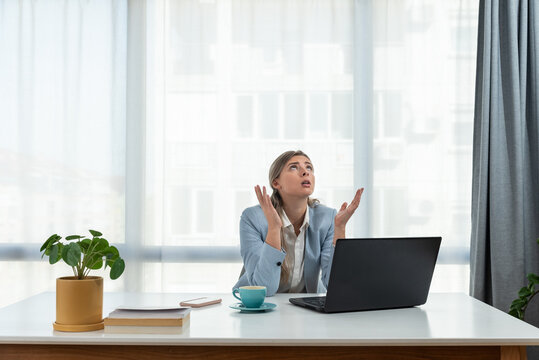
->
[0,0,479,307]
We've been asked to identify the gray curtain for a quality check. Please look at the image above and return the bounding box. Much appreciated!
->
[470,0,539,350]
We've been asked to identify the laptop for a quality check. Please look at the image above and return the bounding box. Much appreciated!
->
[289,237,441,313]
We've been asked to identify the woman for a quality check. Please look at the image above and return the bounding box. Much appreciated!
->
[234,150,364,296]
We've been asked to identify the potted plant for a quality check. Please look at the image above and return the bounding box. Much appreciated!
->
[509,238,539,320]
[40,229,125,332]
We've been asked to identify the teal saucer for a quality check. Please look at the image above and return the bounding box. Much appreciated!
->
[229,302,277,312]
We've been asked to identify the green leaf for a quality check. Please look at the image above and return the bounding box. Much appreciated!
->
[87,255,103,270]
[510,299,526,310]
[509,308,520,319]
[93,238,109,252]
[104,246,120,268]
[49,245,59,264]
[63,243,81,267]
[110,258,125,280]
[89,229,102,237]
[106,246,119,259]
[65,235,83,241]
[79,239,91,252]
[40,234,58,252]
[514,298,526,306]
[527,273,539,284]
[519,287,532,298]
[61,244,70,261]
[56,243,64,263]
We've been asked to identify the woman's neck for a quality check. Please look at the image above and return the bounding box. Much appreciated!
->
[282,198,308,231]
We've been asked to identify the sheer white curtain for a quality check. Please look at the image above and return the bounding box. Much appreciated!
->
[141,0,478,293]
[141,0,356,292]
[369,0,478,291]
[0,0,478,307]
[0,0,127,307]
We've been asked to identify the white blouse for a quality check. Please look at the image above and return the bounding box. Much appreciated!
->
[277,209,309,293]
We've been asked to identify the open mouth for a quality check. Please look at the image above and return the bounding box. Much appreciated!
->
[301,180,311,187]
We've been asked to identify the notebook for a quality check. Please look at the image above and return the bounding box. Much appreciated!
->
[289,237,441,313]
[104,323,189,334]
[104,306,191,327]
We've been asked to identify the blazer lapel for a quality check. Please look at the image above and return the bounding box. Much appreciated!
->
[303,206,319,293]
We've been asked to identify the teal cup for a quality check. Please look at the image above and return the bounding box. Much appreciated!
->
[232,286,266,308]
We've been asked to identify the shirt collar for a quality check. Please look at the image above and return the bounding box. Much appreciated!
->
[281,207,310,230]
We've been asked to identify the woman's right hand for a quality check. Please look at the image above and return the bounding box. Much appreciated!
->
[254,185,283,230]
[254,186,283,250]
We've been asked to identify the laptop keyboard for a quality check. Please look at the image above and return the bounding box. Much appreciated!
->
[301,296,326,307]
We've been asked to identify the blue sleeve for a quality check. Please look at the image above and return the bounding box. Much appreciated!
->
[320,208,337,289]
[239,209,286,296]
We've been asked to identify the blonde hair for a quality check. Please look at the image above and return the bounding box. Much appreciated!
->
[268,150,319,285]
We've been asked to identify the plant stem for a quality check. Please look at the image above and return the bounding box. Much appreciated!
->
[81,238,100,271]
[78,239,85,278]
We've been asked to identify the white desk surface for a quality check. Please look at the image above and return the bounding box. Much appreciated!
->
[1,292,539,346]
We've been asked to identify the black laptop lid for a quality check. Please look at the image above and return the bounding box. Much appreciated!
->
[324,237,441,313]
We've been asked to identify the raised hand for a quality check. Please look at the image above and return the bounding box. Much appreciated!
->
[254,185,283,230]
[333,188,364,244]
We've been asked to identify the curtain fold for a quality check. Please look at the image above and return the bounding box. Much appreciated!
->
[470,0,539,335]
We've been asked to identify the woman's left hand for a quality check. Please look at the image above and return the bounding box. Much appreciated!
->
[334,188,364,230]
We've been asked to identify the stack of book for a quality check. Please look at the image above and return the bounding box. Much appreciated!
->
[104,306,191,334]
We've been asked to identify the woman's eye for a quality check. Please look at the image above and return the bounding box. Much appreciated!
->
[307,166,313,171]
[290,165,297,170]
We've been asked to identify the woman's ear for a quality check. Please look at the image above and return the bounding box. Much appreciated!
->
[272,179,280,190]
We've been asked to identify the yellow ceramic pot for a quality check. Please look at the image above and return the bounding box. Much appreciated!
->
[53,276,104,332]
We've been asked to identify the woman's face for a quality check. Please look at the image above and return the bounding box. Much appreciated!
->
[273,155,315,199]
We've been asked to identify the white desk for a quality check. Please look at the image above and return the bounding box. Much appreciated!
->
[1,292,538,359]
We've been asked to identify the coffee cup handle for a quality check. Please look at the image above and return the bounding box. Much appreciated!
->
[232,288,242,302]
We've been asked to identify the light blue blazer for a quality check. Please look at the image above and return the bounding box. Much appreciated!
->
[234,204,337,296]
